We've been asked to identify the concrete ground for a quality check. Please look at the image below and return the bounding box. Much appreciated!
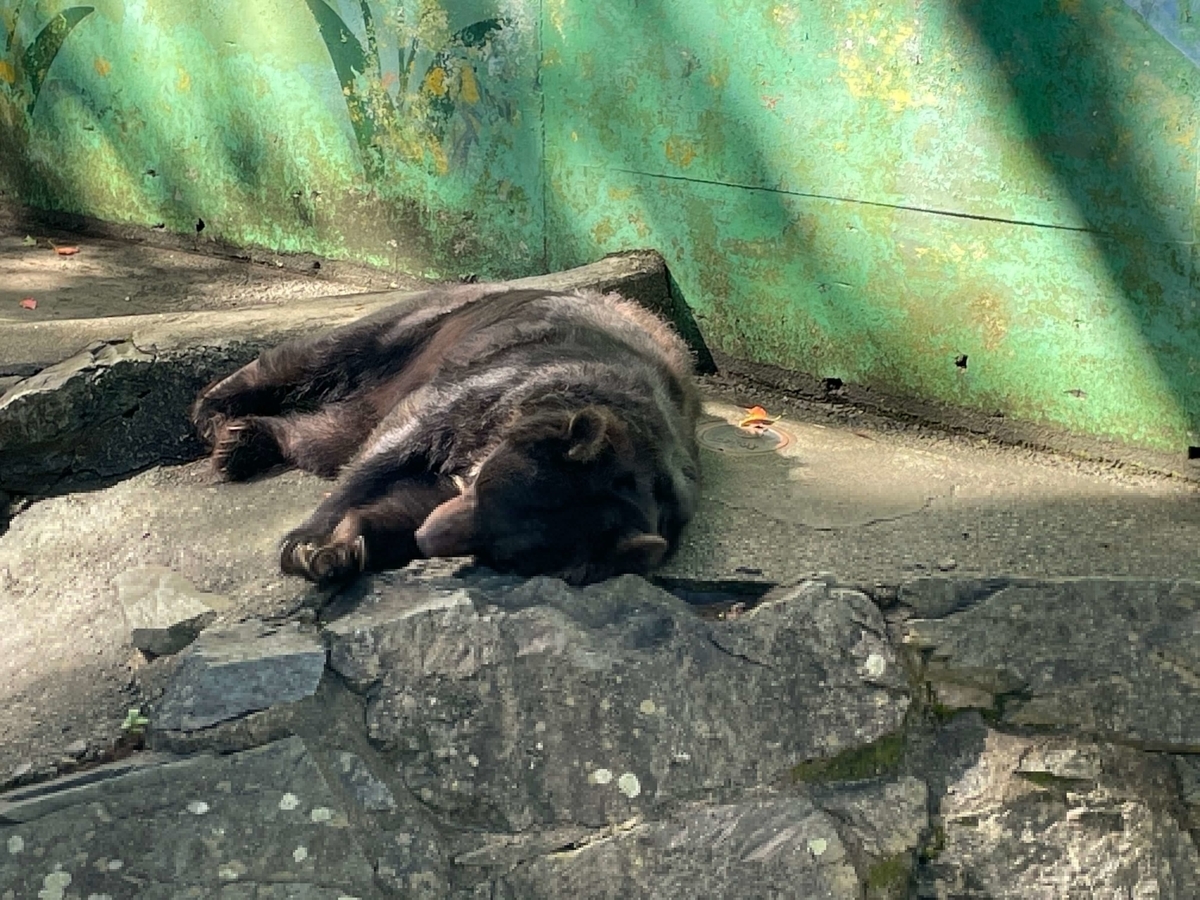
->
[2,231,1199,788]
[0,217,428,323]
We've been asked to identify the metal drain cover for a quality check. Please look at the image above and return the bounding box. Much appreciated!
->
[696,421,792,455]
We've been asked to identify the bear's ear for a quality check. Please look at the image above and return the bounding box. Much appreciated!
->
[566,407,612,462]
[414,490,479,558]
[611,532,670,572]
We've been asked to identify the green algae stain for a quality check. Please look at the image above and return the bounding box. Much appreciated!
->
[865,853,913,898]
[790,732,906,784]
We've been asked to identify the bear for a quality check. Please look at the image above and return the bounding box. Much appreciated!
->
[190,284,701,586]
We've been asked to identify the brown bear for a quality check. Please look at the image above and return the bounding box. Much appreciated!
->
[190,285,701,586]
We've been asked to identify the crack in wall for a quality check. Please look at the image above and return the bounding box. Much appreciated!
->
[605,165,1197,242]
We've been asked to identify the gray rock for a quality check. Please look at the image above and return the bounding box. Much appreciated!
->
[61,740,87,759]
[154,620,326,731]
[325,573,909,831]
[0,737,377,898]
[6,763,30,782]
[492,777,927,899]
[0,339,202,494]
[376,823,451,899]
[113,565,229,656]
[1175,755,1200,832]
[900,576,1200,750]
[914,727,1200,898]
[335,750,397,812]
[0,753,179,825]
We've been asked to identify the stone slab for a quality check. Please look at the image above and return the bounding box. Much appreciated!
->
[906,716,1200,899]
[491,777,928,900]
[154,620,326,732]
[325,572,909,832]
[113,565,229,656]
[0,736,378,898]
[899,576,1200,751]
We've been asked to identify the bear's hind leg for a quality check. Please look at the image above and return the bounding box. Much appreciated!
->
[210,416,287,481]
[212,403,376,481]
[192,359,287,445]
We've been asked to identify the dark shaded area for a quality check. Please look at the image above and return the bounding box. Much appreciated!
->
[652,574,777,618]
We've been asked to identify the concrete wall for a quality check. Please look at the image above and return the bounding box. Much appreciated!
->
[2,0,1199,456]
[0,0,545,278]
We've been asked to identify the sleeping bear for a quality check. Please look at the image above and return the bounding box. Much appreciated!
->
[190,285,701,586]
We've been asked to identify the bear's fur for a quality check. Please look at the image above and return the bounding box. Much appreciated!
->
[191,285,701,586]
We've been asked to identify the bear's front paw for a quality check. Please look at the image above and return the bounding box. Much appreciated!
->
[280,531,366,584]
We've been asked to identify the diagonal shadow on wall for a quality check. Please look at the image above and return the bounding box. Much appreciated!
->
[952,0,1200,454]
[542,0,884,382]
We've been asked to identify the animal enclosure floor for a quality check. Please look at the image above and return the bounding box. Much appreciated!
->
[2,233,1199,806]
[3,388,1198,784]
[0,218,428,323]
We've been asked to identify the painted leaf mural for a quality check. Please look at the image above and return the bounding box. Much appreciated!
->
[0,4,95,115]
[303,0,512,177]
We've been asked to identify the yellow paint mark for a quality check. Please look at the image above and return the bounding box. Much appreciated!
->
[592,220,616,244]
[664,135,697,168]
[93,57,111,77]
[459,64,480,104]
[429,138,449,175]
[969,290,1008,350]
[705,60,730,89]
[772,4,799,27]
[547,0,566,37]
[0,60,14,84]
[1058,0,1082,15]
[424,66,447,97]
[1170,126,1197,149]
[836,9,937,112]
[607,186,633,201]
[571,130,578,142]
[177,69,191,92]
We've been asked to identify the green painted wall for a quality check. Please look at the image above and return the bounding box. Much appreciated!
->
[0,0,545,278]
[2,0,1199,454]
[542,0,1200,455]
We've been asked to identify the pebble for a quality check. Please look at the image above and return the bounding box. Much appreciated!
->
[64,740,88,758]
[937,557,958,572]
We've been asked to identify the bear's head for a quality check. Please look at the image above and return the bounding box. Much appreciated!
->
[414,405,679,584]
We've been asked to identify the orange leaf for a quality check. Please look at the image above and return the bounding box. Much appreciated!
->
[54,245,80,256]
[19,298,37,310]
[739,405,779,427]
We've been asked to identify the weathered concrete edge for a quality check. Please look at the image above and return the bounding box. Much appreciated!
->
[713,350,1200,484]
[0,250,672,374]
